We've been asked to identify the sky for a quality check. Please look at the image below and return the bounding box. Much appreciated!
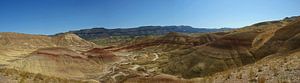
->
[0,0,300,35]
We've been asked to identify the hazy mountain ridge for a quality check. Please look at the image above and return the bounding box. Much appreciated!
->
[62,26,232,40]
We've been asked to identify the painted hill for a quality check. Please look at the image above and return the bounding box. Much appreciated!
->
[97,16,300,82]
[7,47,119,81]
[0,33,98,74]
[0,32,96,50]
[0,33,106,82]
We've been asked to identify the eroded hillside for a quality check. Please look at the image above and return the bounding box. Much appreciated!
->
[0,16,299,83]
[98,16,300,82]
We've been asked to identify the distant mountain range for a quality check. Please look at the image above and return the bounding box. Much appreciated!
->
[61,26,232,40]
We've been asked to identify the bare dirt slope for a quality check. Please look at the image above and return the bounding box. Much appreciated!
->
[100,16,300,83]
[0,33,108,83]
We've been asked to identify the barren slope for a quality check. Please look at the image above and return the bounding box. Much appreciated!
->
[98,16,300,82]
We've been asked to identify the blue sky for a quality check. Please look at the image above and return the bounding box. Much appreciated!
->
[0,0,300,35]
